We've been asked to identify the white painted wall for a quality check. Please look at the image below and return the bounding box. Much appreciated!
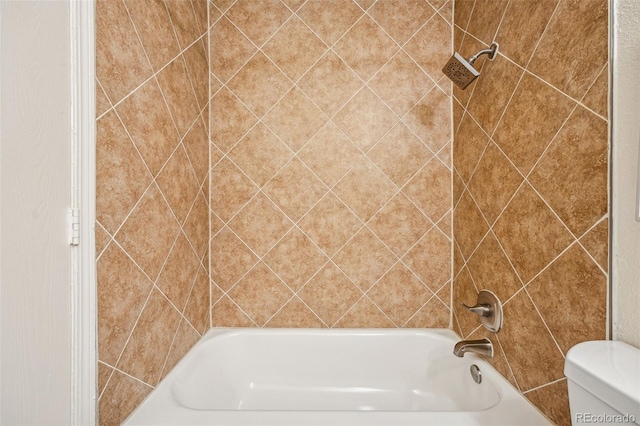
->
[612,0,640,348]
[0,1,73,423]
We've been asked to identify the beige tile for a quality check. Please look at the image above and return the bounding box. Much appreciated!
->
[297,0,364,46]
[97,243,153,366]
[298,122,363,187]
[333,158,397,221]
[210,88,258,153]
[115,184,180,281]
[403,15,453,81]
[499,291,565,391]
[298,193,362,256]
[466,232,522,302]
[527,244,606,354]
[96,82,112,118]
[403,157,450,222]
[369,51,434,117]
[493,72,576,175]
[333,228,396,292]
[183,39,209,110]
[453,169,465,207]
[226,0,291,47]
[184,266,211,334]
[182,117,208,185]
[96,111,152,235]
[465,54,523,136]
[164,0,201,50]
[117,288,182,386]
[465,0,508,45]
[298,51,363,115]
[95,223,111,258]
[495,0,558,67]
[493,183,574,284]
[529,106,608,237]
[265,297,325,327]
[210,157,258,222]
[211,296,256,327]
[452,113,489,184]
[453,191,489,259]
[436,211,452,238]
[369,0,436,45]
[528,0,608,100]
[116,78,180,177]
[368,263,432,326]
[210,227,258,291]
[334,297,395,328]
[524,379,571,426]
[97,362,113,397]
[156,232,200,311]
[156,146,200,224]
[98,369,152,426]
[209,17,257,83]
[334,16,399,81]
[298,263,362,326]
[125,0,180,72]
[467,142,523,225]
[333,87,397,151]
[281,0,306,12]
[263,158,328,221]
[368,194,431,257]
[228,262,293,326]
[262,16,328,81]
[96,0,153,106]
[228,123,293,187]
[582,64,608,118]
[227,52,291,118]
[405,296,450,328]
[403,87,451,153]
[156,56,201,138]
[453,0,475,31]
[263,228,329,291]
[191,0,208,36]
[403,227,451,293]
[211,0,234,13]
[579,218,608,273]
[452,266,479,338]
[228,193,293,256]
[160,319,200,381]
[263,88,328,152]
[368,123,432,187]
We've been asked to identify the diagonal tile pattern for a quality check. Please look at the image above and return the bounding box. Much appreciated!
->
[452,2,609,425]
[210,0,453,330]
[96,1,210,424]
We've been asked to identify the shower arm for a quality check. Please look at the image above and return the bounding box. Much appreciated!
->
[467,42,499,66]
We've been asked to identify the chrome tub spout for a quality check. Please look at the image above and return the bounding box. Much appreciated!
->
[453,338,493,358]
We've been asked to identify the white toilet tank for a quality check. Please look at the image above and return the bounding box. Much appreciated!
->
[565,340,640,426]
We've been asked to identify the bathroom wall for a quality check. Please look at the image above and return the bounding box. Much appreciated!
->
[452,1,609,425]
[95,0,210,424]
[208,0,453,328]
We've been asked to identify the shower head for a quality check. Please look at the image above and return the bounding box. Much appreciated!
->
[442,42,499,90]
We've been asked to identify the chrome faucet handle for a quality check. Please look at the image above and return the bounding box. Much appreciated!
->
[462,303,492,317]
[462,290,503,333]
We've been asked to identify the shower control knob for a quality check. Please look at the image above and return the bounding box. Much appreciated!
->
[461,290,503,333]
[462,303,492,317]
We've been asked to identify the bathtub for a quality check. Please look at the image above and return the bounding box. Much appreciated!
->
[124,328,550,425]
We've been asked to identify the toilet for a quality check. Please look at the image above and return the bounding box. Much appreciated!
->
[565,340,640,425]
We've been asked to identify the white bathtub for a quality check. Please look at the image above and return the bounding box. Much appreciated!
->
[124,328,550,425]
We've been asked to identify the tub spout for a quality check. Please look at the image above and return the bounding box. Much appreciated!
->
[453,338,493,358]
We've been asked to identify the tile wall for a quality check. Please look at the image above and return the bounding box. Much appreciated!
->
[452,1,609,425]
[208,0,454,328]
[95,0,210,424]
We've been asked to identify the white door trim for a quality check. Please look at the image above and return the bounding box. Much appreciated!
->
[70,0,97,424]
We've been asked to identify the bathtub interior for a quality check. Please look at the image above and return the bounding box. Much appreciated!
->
[169,329,502,412]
